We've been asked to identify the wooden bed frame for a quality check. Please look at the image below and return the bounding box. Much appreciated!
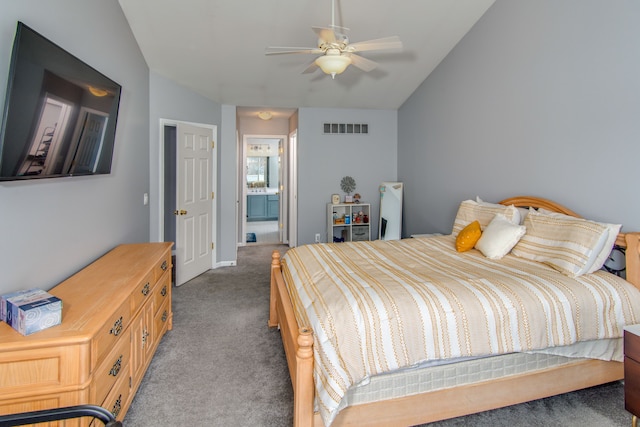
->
[268,196,640,427]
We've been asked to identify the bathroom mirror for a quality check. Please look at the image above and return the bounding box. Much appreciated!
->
[379,182,403,240]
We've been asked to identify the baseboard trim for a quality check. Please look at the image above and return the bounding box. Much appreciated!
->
[216,261,236,268]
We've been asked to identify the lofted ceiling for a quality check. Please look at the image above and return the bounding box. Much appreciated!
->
[118,0,495,114]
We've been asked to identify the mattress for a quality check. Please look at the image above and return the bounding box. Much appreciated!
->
[343,338,622,408]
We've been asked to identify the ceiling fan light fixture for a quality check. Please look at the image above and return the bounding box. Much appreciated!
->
[257,111,273,120]
[315,51,351,78]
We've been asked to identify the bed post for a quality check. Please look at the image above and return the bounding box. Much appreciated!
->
[295,328,314,427]
[269,250,281,328]
[625,232,640,290]
[268,249,317,426]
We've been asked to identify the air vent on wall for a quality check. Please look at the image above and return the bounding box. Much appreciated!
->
[323,123,369,135]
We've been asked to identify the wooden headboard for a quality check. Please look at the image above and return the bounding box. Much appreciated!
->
[499,196,640,289]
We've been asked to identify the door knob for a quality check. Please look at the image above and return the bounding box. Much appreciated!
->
[173,210,188,216]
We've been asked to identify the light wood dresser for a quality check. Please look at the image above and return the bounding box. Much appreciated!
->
[0,242,173,425]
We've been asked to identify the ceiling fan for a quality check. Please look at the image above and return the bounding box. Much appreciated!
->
[265,0,403,79]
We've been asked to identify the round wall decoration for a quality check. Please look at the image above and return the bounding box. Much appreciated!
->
[340,176,356,194]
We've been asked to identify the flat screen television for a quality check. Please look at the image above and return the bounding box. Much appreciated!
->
[0,22,121,181]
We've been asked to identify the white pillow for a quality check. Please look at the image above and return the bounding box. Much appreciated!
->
[517,207,529,225]
[475,214,526,259]
[475,196,501,207]
[452,199,521,235]
[477,196,529,224]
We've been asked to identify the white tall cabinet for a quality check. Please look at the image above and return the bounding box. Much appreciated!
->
[327,203,371,243]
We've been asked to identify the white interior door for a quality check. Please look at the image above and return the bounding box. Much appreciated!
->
[175,122,214,285]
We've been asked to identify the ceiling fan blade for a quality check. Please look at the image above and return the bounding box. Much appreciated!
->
[265,46,323,55]
[348,54,378,72]
[312,26,337,44]
[301,59,319,74]
[347,36,403,53]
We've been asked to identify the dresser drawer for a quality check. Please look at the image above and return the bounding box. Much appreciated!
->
[92,330,130,405]
[1,389,87,425]
[626,329,640,362]
[154,252,172,283]
[154,298,171,340]
[130,270,155,315]
[101,369,131,422]
[93,300,130,368]
[153,273,171,315]
[626,356,640,416]
[0,344,86,396]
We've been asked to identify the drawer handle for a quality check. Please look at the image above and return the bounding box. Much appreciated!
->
[161,260,168,271]
[162,310,168,322]
[109,355,123,377]
[110,317,123,336]
[111,394,122,419]
[142,329,149,348]
[141,282,150,296]
[161,285,167,297]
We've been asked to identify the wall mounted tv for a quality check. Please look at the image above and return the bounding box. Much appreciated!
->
[0,22,121,181]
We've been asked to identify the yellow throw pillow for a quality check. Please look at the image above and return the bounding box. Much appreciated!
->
[456,220,482,252]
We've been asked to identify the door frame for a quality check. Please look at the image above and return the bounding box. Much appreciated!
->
[288,130,298,248]
[239,134,287,246]
[158,118,217,276]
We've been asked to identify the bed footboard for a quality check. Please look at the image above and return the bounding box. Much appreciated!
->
[269,250,315,427]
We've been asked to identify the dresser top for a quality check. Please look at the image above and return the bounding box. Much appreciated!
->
[0,242,172,348]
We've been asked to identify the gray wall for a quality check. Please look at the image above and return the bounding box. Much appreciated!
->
[297,107,398,244]
[398,0,640,236]
[220,105,238,264]
[148,72,223,254]
[0,0,150,294]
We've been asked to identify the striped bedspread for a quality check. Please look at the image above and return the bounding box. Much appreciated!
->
[281,235,640,426]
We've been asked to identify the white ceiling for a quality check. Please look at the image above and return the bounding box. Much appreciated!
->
[118,0,495,114]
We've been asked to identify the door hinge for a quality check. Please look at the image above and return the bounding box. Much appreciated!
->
[211,140,215,149]
[211,191,215,199]
[211,242,215,250]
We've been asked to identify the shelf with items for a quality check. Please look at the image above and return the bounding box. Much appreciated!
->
[327,203,370,243]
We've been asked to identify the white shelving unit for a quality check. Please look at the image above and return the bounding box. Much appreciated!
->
[327,203,371,243]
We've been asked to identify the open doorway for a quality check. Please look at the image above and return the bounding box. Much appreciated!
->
[242,136,283,245]
[236,106,298,249]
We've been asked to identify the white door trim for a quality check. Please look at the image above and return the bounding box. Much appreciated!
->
[288,130,298,248]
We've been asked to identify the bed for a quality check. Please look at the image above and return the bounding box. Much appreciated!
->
[268,196,640,427]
